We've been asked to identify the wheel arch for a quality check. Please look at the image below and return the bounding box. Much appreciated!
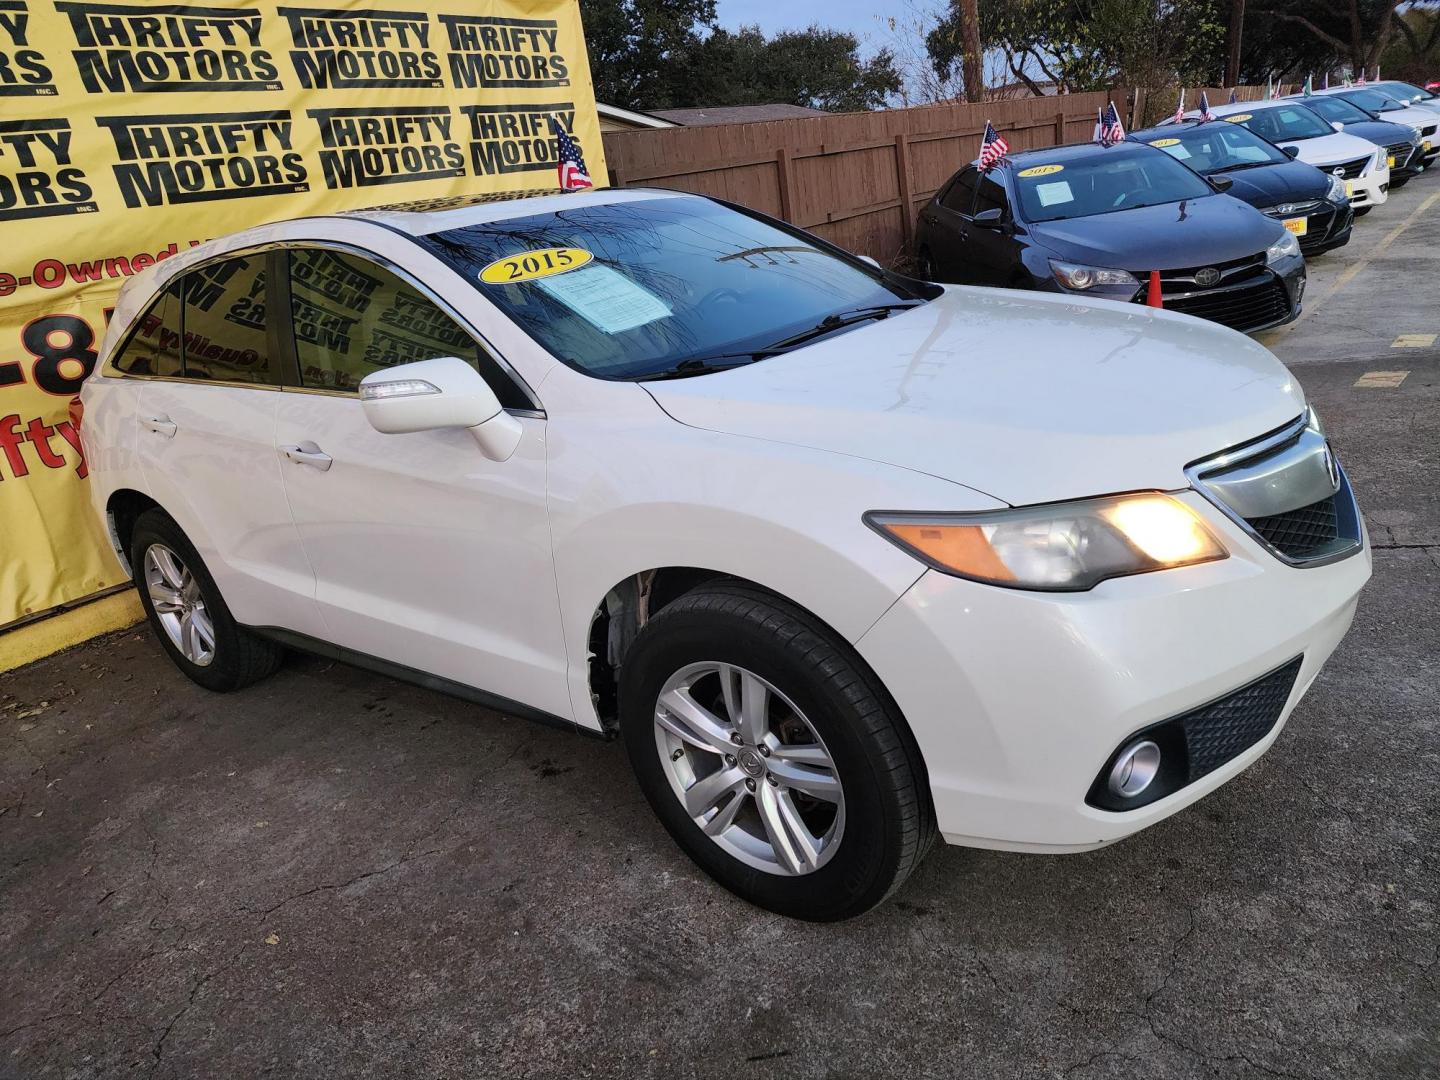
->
[105,488,163,576]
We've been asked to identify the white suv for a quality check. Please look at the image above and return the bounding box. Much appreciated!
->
[81,188,1371,920]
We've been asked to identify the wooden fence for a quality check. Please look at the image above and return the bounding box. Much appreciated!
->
[602,85,1287,266]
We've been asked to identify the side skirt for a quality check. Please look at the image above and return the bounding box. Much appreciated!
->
[249,626,607,740]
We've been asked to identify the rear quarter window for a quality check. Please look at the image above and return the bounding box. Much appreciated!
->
[111,283,182,377]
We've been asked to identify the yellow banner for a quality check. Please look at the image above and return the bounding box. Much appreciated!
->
[0,0,604,627]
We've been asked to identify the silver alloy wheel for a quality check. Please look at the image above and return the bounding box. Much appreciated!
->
[653,662,845,876]
[143,543,216,667]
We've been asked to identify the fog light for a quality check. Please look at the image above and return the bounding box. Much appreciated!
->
[1108,740,1161,798]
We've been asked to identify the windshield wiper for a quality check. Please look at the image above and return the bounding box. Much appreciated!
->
[634,351,784,382]
[1212,161,1274,173]
[765,302,923,351]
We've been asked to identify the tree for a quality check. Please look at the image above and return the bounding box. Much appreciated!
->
[686,26,902,112]
[1385,5,1440,81]
[957,0,984,102]
[1243,0,1420,76]
[578,0,717,110]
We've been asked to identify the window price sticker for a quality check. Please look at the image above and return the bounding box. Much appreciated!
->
[535,264,671,333]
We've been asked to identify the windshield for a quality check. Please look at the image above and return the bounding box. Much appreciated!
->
[1306,95,1373,123]
[1013,149,1213,222]
[1378,81,1436,104]
[1226,104,1333,141]
[1144,124,1288,171]
[415,198,927,380]
[1343,88,1406,113]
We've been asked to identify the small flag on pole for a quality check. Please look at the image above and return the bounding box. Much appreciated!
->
[1094,101,1125,147]
[1264,77,1273,100]
[978,120,1009,171]
[1324,71,1330,89]
[1356,69,1367,86]
[549,115,593,192]
[1228,87,1238,104]
[1173,88,1185,124]
[1198,91,1215,122]
[1303,74,1313,96]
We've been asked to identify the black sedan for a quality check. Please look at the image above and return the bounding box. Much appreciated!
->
[1295,93,1428,182]
[915,141,1306,334]
[1130,120,1353,255]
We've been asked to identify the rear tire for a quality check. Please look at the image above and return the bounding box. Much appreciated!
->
[619,583,935,921]
[130,509,283,692]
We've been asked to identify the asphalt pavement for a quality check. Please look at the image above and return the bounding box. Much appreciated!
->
[3,177,1438,1080]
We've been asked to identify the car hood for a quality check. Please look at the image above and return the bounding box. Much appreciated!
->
[1028,195,1279,271]
[1221,159,1330,207]
[1338,119,1417,146]
[1281,131,1379,167]
[644,287,1304,507]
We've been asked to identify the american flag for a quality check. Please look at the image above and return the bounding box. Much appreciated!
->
[978,120,1009,171]
[1228,88,1238,104]
[1197,91,1215,122]
[549,115,593,192]
[1356,70,1368,86]
[1094,101,1125,147]
[1173,89,1185,125]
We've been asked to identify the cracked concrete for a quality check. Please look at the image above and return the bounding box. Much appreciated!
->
[3,183,1439,1080]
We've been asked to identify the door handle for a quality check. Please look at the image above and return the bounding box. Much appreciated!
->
[281,442,333,472]
[141,415,177,438]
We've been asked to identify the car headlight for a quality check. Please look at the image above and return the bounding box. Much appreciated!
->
[865,493,1227,592]
[1048,260,1139,291]
[1267,229,1301,263]
[1306,405,1323,436]
[1326,174,1347,202]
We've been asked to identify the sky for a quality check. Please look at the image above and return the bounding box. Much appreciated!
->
[715,0,897,53]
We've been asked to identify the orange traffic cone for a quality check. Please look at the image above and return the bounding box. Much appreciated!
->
[1146,270,1163,308]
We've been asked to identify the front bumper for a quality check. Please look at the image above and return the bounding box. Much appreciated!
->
[856,488,1371,853]
[1341,162,1389,208]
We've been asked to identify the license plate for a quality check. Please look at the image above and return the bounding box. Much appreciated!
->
[1388,154,1397,168]
[1283,216,1308,237]
[1345,180,1357,197]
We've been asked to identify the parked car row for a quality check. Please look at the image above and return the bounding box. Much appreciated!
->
[915,88,1440,336]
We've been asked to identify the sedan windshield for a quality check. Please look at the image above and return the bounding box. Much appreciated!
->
[1340,88,1408,113]
[1013,150,1213,222]
[1226,104,1333,141]
[416,197,928,380]
[1376,81,1437,105]
[1144,124,1289,172]
[1305,96,1374,124]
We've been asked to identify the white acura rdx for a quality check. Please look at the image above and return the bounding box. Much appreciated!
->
[80,188,1370,920]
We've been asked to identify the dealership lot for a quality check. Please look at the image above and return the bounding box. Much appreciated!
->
[3,183,1438,1078]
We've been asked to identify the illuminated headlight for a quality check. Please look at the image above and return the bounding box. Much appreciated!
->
[1049,260,1139,291]
[866,493,1227,592]
[1326,174,1347,202]
[1266,229,1301,263]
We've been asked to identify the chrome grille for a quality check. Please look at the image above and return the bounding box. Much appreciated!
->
[1330,156,1371,180]
[1186,414,1364,566]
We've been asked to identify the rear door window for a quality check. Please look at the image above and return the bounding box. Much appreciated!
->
[177,255,274,384]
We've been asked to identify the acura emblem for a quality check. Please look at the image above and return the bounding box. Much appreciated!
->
[1195,267,1221,287]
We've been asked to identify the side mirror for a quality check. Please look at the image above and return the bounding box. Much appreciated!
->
[858,254,881,269]
[1210,175,1235,192]
[359,355,522,462]
[972,207,1005,229]
[1283,145,1301,158]
[1331,121,1344,131]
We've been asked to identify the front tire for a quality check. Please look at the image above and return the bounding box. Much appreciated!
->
[619,583,934,921]
[130,509,283,692]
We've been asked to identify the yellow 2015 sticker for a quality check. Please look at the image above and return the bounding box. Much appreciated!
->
[1017,164,1064,178]
[480,247,593,284]
[1149,138,1181,147]
[1226,113,1252,123]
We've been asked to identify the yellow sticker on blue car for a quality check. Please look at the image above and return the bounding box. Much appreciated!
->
[1017,164,1064,178]
[1149,138,1181,147]
[480,247,594,284]
[1226,114,1253,122]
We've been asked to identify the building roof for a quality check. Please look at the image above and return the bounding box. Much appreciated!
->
[650,104,831,126]
[596,103,678,130]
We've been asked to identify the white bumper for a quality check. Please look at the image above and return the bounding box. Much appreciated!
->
[855,491,1372,853]
[1344,160,1389,208]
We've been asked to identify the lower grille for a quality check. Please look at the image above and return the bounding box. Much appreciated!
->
[1085,657,1304,810]
[1387,142,1416,169]
[1163,278,1290,332]
[1247,495,1340,559]
[1180,658,1304,781]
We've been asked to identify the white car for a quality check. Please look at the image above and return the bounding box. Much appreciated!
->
[1301,86,1440,166]
[1176,100,1390,211]
[80,188,1371,920]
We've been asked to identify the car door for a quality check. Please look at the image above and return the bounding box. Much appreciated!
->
[129,252,326,638]
[270,244,571,720]
[921,167,980,283]
[966,172,1026,286]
